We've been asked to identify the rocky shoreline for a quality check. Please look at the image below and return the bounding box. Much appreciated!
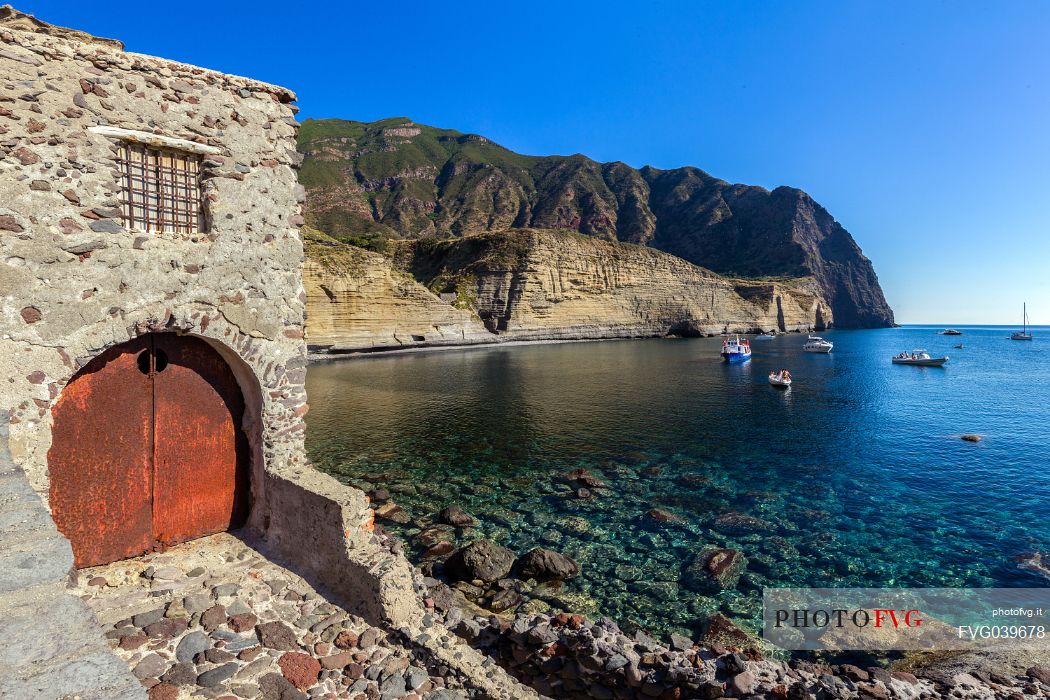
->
[371,506,1050,700]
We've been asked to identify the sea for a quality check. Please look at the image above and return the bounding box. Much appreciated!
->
[305,326,1050,638]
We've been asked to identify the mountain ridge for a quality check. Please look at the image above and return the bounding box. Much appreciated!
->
[298,117,894,328]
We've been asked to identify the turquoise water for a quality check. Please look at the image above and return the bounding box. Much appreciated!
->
[305,326,1050,637]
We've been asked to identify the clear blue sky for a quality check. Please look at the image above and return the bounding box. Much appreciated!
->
[22,1,1050,324]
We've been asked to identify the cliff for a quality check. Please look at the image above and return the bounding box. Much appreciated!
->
[304,229,492,352]
[298,117,894,328]
[305,228,829,354]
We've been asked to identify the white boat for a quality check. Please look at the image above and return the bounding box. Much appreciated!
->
[802,335,833,353]
[721,336,752,363]
[939,329,962,336]
[1010,303,1033,340]
[754,331,777,341]
[768,370,792,387]
[892,350,949,367]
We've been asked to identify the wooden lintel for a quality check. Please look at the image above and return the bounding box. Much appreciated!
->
[88,126,223,156]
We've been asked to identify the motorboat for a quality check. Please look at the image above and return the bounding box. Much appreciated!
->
[939,329,963,335]
[802,335,834,353]
[721,336,752,363]
[892,350,949,367]
[754,331,777,340]
[768,369,792,387]
[953,343,964,349]
[1010,303,1033,340]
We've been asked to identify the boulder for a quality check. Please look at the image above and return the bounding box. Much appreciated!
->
[488,588,523,613]
[1028,666,1050,685]
[414,525,454,547]
[374,502,410,524]
[439,505,476,527]
[444,539,515,583]
[684,548,747,592]
[669,632,694,651]
[422,541,455,558]
[728,670,756,696]
[515,547,581,581]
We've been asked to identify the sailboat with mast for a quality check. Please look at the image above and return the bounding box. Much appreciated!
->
[1010,303,1033,341]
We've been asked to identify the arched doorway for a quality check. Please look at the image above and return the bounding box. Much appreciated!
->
[48,333,250,568]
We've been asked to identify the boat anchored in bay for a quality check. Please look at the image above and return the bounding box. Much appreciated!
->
[721,336,752,363]
[803,335,834,353]
[1010,303,1033,341]
[892,350,949,367]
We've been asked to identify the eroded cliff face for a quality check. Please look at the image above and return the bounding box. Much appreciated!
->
[306,229,830,353]
[304,230,491,352]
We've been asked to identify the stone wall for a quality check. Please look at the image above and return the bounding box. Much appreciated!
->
[0,8,416,631]
[0,418,145,699]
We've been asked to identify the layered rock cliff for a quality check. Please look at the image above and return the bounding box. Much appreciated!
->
[298,117,894,328]
[305,228,829,354]
[304,229,491,352]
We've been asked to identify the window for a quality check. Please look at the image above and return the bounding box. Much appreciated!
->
[119,142,204,234]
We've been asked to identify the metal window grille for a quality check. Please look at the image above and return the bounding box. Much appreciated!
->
[119,142,204,234]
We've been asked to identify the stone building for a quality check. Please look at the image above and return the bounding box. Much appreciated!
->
[0,2,316,566]
[0,7,470,697]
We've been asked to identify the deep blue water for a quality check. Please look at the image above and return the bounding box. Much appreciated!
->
[305,326,1050,637]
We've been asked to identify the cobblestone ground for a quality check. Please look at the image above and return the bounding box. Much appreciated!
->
[72,533,470,700]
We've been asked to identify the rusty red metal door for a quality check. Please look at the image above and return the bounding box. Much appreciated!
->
[49,337,155,567]
[151,334,248,548]
[48,334,248,568]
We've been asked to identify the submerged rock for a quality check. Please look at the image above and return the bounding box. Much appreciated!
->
[421,541,455,559]
[1015,551,1050,581]
[713,511,771,534]
[438,505,476,527]
[367,488,390,502]
[374,502,410,524]
[414,526,454,547]
[444,539,515,583]
[514,548,581,581]
[644,508,680,524]
[563,468,606,489]
[699,612,758,650]
[684,547,747,592]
